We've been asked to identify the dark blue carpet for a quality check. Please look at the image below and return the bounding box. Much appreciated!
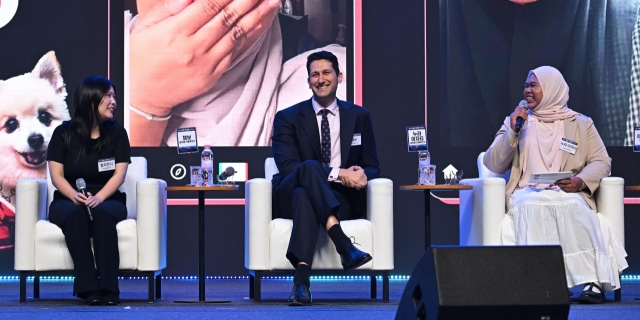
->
[0,278,639,319]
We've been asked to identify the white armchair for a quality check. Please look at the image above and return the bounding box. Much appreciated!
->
[245,158,394,302]
[459,152,624,301]
[14,157,167,303]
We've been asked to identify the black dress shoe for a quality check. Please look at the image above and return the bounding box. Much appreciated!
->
[288,282,312,306]
[577,282,605,304]
[340,244,372,271]
[103,292,120,306]
[85,291,104,306]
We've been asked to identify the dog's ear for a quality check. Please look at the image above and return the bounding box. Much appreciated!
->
[32,51,67,98]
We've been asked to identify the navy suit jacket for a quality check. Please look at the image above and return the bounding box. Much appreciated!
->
[271,98,380,187]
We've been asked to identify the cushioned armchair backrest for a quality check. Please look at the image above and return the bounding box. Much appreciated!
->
[265,158,279,180]
[120,157,147,218]
[46,157,148,219]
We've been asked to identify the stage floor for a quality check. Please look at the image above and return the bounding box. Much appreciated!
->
[0,278,639,319]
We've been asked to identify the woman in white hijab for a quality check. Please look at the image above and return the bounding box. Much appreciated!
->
[483,66,627,304]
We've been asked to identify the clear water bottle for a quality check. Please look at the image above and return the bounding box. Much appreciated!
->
[418,150,431,185]
[283,0,292,15]
[201,145,214,186]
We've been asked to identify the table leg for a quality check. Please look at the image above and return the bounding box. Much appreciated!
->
[424,190,431,250]
[174,190,229,303]
[199,190,205,301]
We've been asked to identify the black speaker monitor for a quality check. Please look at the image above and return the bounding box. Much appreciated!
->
[396,246,570,320]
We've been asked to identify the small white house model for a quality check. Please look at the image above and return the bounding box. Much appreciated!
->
[442,165,458,180]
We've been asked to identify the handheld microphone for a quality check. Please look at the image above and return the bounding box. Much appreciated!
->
[217,166,236,181]
[75,178,93,222]
[515,100,529,133]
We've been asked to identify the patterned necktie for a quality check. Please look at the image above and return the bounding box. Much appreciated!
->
[320,109,331,167]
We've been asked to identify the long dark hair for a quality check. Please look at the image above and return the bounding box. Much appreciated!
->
[63,76,117,163]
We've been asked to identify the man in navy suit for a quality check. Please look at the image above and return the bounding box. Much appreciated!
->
[271,51,380,306]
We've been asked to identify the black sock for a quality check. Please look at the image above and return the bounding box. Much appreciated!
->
[328,224,352,255]
[294,264,311,287]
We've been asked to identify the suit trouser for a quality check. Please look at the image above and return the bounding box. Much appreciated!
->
[273,160,362,267]
[49,198,127,296]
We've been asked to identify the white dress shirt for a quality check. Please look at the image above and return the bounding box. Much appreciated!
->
[311,98,342,181]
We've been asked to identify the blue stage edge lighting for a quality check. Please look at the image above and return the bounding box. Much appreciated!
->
[4,275,637,282]
[0,275,412,282]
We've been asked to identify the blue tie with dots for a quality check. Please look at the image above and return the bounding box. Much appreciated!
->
[320,109,331,167]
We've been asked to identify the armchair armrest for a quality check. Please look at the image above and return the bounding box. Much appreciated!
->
[596,177,624,247]
[367,178,393,270]
[14,178,48,271]
[459,178,506,246]
[136,178,167,271]
[245,178,272,270]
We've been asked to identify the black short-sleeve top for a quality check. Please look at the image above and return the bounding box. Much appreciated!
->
[47,121,131,199]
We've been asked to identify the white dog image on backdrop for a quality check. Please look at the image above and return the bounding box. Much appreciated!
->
[0,51,70,207]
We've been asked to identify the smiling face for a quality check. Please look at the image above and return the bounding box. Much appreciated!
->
[307,59,342,107]
[96,87,116,122]
[523,73,544,110]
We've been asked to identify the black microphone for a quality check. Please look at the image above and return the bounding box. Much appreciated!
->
[515,100,529,133]
[217,166,236,181]
[75,178,93,222]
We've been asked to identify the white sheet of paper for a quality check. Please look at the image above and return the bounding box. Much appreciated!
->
[528,171,574,185]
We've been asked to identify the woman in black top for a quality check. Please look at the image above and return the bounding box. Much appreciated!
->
[47,76,131,306]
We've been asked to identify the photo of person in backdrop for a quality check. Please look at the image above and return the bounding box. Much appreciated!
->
[125,0,351,147]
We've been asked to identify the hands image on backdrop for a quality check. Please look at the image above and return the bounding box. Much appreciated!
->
[124,0,351,147]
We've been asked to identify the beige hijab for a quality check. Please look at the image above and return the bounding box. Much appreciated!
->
[518,66,579,188]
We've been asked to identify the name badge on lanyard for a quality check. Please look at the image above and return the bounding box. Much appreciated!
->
[98,157,116,172]
[559,138,578,155]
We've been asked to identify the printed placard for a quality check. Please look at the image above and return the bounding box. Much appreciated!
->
[176,127,198,154]
[529,171,573,185]
[634,127,640,152]
[406,125,427,152]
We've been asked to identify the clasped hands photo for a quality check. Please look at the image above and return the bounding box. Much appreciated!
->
[126,0,348,147]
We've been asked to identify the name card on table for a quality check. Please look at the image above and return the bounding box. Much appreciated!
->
[176,127,198,154]
[407,125,427,152]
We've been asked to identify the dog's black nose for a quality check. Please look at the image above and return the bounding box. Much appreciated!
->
[28,134,44,149]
